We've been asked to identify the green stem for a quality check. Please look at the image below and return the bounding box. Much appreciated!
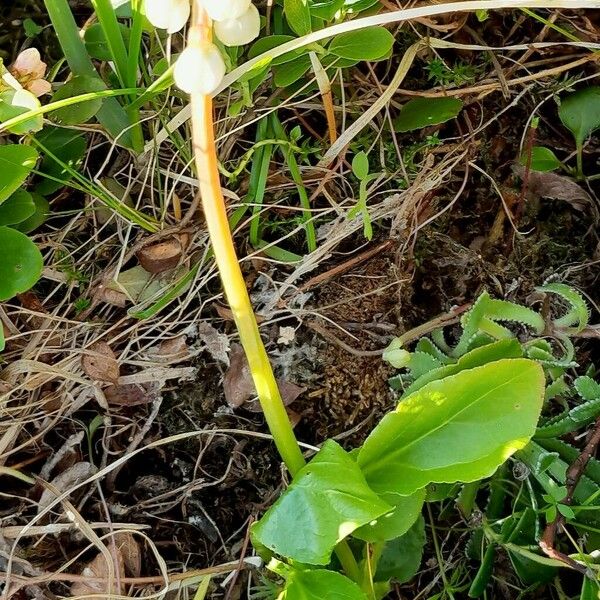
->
[335,539,361,583]
[576,144,584,180]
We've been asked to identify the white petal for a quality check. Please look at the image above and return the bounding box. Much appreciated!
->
[174,43,226,94]
[214,4,260,47]
[145,0,190,33]
[201,0,250,22]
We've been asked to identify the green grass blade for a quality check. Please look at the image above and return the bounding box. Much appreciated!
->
[91,0,130,87]
[43,0,135,148]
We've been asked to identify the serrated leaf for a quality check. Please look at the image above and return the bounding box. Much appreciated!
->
[559,86,600,146]
[0,226,43,301]
[0,145,38,204]
[538,283,589,334]
[252,440,391,565]
[520,146,562,172]
[0,190,36,226]
[575,376,600,401]
[358,359,545,495]
[374,516,425,583]
[394,97,463,133]
[328,27,394,61]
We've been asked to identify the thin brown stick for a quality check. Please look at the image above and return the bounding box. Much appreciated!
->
[540,417,600,574]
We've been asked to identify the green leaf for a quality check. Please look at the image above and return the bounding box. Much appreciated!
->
[358,359,545,496]
[310,0,345,21]
[328,27,394,61]
[352,151,369,181]
[394,97,463,132]
[559,86,600,146]
[284,0,312,36]
[0,190,36,226]
[248,35,301,66]
[0,145,38,204]
[23,18,44,37]
[252,440,391,565]
[520,146,562,172]
[84,22,131,61]
[35,127,87,195]
[404,338,523,397]
[51,76,106,125]
[14,193,49,234]
[271,562,368,600]
[374,515,425,583]
[0,89,43,134]
[353,488,424,542]
[273,55,312,87]
[0,226,44,301]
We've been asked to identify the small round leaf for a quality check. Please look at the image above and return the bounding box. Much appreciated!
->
[520,146,562,172]
[0,226,43,301]
[558,86,600,146]
[328,26,394,61]
[14,193,50,233]
[0,145,39,204]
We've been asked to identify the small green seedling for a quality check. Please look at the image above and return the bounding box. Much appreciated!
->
[348,151,378,240]
[559,86,600,179]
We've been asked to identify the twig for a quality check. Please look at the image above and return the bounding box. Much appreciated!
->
[539,416,600,574]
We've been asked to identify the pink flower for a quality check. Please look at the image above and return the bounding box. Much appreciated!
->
[9,48,51,97]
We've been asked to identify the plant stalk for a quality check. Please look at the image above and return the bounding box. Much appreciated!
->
[188,4,305,477]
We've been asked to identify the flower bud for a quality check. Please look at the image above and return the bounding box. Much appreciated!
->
[214,4,260,47]
[145,0,190,33]
[174,43,226,94]
[201,0,251,22]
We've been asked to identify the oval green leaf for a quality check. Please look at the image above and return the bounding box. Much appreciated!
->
[273,55,311,87]
[358,359,545,496]
[0,89,43,134]
[0,226,43,301]
[51,76,105,125]
[284,0,312,36]
[14,193,49,234]
[84,22,131,61]
[558,86,600,146]
[520,146,562,172]
[0,145,38,204]
[252,440,391,565]
[0,190,36,226]
[248,35,300,66]
[328,26,394,61]
[35,127,87,195]
[394,97,463,132]
[352,151,369,181]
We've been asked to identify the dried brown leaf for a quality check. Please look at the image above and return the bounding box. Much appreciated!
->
[197,322,230,365]
[82,342,120,384]
[137,238,182,274]
[70,551,125,597]
[113,532,141,577]
[224,344,304,410]
[515,165,591,211]
[104,382,159,406]
[38,461,97,514]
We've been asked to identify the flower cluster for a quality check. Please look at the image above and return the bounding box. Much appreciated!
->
[145,0,260,94]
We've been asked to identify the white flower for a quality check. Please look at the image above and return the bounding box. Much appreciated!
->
[145,0,190,33]
[201,0,250,22]
[173,43,225,94]
[214,4,260,46]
